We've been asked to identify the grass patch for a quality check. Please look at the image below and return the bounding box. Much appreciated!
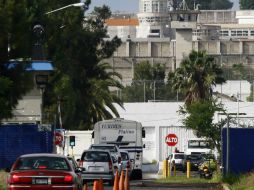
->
[0,171,7,190]
[156,174,220,184]
[230,172,254,190]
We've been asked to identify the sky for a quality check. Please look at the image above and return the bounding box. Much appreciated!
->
[89,0,239,13]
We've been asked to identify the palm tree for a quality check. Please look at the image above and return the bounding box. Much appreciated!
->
[172,50,225,105]
[86,62,124,126]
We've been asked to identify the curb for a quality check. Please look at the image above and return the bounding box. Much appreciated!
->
[132,181,221,189]
[222,183,231,190]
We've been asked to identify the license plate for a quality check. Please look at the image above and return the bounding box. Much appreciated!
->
[89,167,103,172]
[35,178,48,184]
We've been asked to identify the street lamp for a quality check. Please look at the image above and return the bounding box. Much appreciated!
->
[45,2,85,15]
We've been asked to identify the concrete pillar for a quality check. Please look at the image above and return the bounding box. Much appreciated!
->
[126,41,130,57]
[239,41,243,55]
[148,41,152,57]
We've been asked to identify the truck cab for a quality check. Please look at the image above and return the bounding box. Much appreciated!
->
[185,138,213,155]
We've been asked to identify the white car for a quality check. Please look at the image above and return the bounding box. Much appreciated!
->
[168,152,185,170]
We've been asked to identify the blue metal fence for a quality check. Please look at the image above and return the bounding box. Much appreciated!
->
[222,128,254,174]
[0,124,53,169]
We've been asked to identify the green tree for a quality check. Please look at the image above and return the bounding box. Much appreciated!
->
[172,50,225,105]
[0,1,123,128]
[240,0,254,9]
[180,100,226,156]
[173,50,226,154]
[0,0,34,121]
[122,61,169,102]
[43,2,123,129]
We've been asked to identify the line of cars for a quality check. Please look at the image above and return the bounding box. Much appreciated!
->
[5,143,133,190]
[168,152,217,175]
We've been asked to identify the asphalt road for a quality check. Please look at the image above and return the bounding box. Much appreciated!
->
[86,173,223,190]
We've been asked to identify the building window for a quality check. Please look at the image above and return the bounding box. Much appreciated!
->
[152,2,159,12]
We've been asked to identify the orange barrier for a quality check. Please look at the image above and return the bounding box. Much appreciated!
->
[119,171,124,190]
[113,170,119,190]
[124,169,130,190]
[93,180,99,190]
[83,183,88,190]
[99,179,104,190]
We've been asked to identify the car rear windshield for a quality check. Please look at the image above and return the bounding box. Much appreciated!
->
[120,152,129,161]
[13,157,70,171]
[175,154,184,159]
[81,151,110,162]
[91,146,117,153]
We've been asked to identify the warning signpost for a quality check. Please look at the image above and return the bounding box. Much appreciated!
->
[54,131,64,146]
[165,133,178,146]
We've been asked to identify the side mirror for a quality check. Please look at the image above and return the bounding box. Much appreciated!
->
[75,167,84,173]
[76,159,80,162]
[130,159,134,163]
[142,128,145,138]
[143,144,146,148]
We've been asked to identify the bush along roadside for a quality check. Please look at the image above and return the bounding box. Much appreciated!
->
[223,172,254,190]
[0,171,7,190]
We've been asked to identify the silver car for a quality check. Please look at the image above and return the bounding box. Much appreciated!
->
[78,150,115,185]
[89,144,122,171]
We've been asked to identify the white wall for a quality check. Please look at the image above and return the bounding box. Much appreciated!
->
[60,102,254,163]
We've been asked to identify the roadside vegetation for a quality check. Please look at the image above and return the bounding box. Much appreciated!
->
[157,175,221,184]
[0,171,7,190]
[223,172,254,190]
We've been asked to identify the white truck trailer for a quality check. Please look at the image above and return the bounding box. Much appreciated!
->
[93,118,145,179]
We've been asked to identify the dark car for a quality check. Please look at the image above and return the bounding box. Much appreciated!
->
[6,153,83,190]
[182,154,203,172]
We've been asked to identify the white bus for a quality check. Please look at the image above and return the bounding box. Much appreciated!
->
[93,118,145,179]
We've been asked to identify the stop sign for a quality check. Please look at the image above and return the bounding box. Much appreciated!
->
[54,132,63,146]
[165,133,178,146]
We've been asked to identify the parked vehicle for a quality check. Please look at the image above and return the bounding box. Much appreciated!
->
[199,153,217,177]
[182,154,203,172]
[168,152,185,170]
[6,153,83,190]
[120,150,132,177]
[89,144,121,172]
[185,138,213,155]
[78,149,115,185]
[93,118,145,179]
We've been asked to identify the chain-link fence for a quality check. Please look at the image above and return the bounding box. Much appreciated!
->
[111,79,254,103]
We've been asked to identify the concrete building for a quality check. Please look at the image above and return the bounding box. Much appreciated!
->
[104,1,254,86]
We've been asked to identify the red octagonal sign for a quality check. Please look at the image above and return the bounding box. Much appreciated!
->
[54,132,63,146]
[165,133,178,146]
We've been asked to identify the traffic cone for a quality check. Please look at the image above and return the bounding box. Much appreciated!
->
[113,170,119,190]
[83,183,88,190]
[99,178,104,190]
[124,169,130,190]
[93,180,99,190]
[119,170,124,190]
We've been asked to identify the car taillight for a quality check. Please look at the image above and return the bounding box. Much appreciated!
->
[108,161,112,170]
[52,175,73,184]
[9,175,32,184]
[64,175,73,183]
[127,161,130,169]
